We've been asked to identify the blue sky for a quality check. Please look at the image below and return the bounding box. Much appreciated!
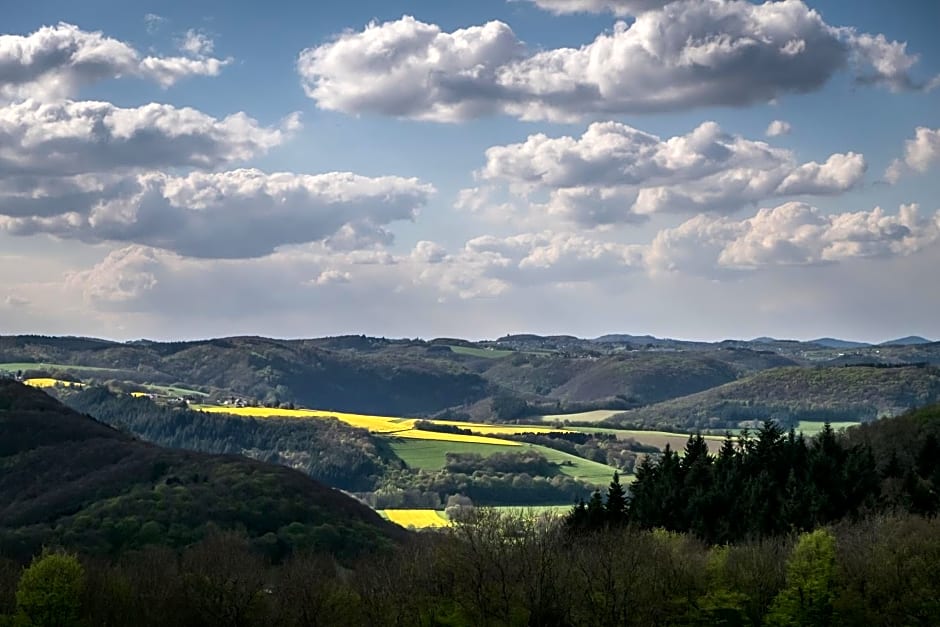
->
[1,0,939,342]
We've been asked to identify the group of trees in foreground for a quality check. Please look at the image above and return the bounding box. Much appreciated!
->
[570,418,940,545]
[2,513,939,626]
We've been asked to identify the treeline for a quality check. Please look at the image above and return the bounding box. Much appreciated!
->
[366,468,592,509]
[61,387,400,491]
[614,401,879,432]
[609,365,940,431]
[573,418,940,545]
[4,514,940,626]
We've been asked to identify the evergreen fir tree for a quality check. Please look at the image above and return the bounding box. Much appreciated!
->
[566,498,588,529]
[586,489,605,528]
[605,472,627,525]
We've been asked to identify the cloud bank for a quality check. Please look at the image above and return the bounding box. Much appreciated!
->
[299,1,935,121]
[0,22,229,101]
[479,121,866,225]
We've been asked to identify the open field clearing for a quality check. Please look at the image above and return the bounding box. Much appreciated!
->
[446,345,515,359]
[536,410,624,424]
[570,426,727,453]
[143,384,209,397]
[796,421,862,436]
[490,504,573,517]
[531,444,626,484]
[196,405,560,445]
[390,430,522,446]
[388,440,522,469]
[381,509,450,528]
[387,439,619,484]
[23,378,85,389]
[0,362,129,376]
[433,420,572,435]
[381,505,573,528]
[194,405,415,433]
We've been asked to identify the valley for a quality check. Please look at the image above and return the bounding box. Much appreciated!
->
[5,332,936,525]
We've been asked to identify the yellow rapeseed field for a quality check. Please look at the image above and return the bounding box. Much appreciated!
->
[24,378,85,389]
[382,509,451,528]
[393,429,521,446]
[432,420,573,435]
[194,405,535,445]
[195,405,414,433]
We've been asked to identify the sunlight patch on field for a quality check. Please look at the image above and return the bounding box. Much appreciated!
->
[392,430,521,446]
[195,405,416,433]
[537,409,624,423]
[446,345,515,359]
[382,509,451,528]
[796,421,861,436]
[433,420,573,435]
[24,378,85,389]
[570,426,729,453]
[195,405,552,445]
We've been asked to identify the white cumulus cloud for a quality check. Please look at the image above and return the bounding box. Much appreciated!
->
[886,127,940,183]
[647,202,940,275]
[0,169,435,258]
[766,120,792,137]
[480,121,866,226]
[0,22,229,101]
[298,2,935,122]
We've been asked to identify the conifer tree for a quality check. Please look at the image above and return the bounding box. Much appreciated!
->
[605,472,627,525]
[586,489,605,528]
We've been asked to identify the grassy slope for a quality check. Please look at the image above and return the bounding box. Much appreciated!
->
[446,346,515,359]
[796,421,862,437]
[387,437,620,485]
[387,439,519,469]
[570,426,726,452]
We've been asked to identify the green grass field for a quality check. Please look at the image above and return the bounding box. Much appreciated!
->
[386,437,621,485]
[530,444,624,484]
[387,439,517,470]
[142,384,209,397]
[446,345,516,359]
[796,421,861,436]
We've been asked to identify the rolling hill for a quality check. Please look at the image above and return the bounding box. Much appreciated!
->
[477,349,797,406]
[605,365,940,431]
[880,336,933,346]
[0,335,491,415]
[0,380,406,561]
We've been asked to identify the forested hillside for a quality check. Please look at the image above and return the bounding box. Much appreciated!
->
[64,387,402,491]
[607,365,940,430]
[0,336,492,415]
[0,381,405,561]
[4,335,940,424]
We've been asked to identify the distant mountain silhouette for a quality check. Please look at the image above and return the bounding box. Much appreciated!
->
[880,336,932,346]
[810,337,872,349]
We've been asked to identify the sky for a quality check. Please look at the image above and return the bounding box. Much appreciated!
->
[1,0,939,343]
